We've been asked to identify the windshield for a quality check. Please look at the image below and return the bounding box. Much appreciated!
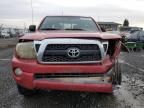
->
[39,16,99,31]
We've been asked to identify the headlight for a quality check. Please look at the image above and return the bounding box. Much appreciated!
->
[16,42,36,59]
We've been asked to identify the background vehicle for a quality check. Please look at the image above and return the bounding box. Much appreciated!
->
[1,29,10,38]
[126,31,144,50]
[127,31,144,42]
[12,16,122,96]
[119,26,142,34]
[9,28,17,37]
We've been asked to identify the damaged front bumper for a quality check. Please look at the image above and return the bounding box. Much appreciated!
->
[12,56,114,93]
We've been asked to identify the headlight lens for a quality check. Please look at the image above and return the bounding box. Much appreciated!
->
[16,42,36,59]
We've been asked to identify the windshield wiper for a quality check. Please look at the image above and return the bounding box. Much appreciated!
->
[64,28,86,31]
[40,28,61,30]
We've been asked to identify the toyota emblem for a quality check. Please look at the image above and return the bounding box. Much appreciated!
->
[67,48,80,58]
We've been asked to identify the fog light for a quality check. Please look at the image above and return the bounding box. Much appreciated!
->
[14,68,23,76]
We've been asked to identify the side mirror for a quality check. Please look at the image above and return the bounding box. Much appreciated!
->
[29,25,36,32]
[100,27,106,32]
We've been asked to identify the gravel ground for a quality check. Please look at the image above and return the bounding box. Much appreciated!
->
[0,47,144,108]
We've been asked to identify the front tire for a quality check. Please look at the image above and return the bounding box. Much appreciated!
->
[17,84,37,96]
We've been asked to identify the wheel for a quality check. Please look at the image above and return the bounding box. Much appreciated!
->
[112,60,122,85]
[17,84,37,96]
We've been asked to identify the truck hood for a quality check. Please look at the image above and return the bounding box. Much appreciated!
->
[20,31,121,40]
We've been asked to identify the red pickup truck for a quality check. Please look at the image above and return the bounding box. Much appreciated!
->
[12,16,122,96]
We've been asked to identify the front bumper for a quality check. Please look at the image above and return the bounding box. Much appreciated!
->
[12,56,113,93]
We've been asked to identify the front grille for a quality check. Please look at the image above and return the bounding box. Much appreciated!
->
[42,44,101,63]
[45,44,99,50]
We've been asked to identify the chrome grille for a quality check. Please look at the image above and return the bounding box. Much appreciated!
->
[45,44,99,50]
[34,38,106,64]
[42,44,101,63]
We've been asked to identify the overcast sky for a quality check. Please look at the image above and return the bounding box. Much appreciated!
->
[0,0,144,28]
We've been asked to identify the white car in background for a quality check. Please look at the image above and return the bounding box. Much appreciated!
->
[1,30,10,38]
